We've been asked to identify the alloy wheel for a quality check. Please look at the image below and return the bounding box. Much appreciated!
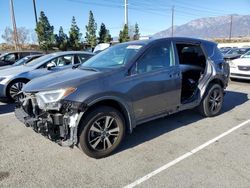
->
[9,82,26,101]
[208,88,223,113]
[88,116,120,151]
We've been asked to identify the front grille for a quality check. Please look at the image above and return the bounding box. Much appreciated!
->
[231,73,250,77]
[238,66,250,71]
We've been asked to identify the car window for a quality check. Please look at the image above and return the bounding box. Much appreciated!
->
[134,42,174,74]
[13,57,30,66]
[41,55,74,68]
[74,55,81,64]
[57,55,73,66]
[242,50,250,58]
[77,54,93,64]
[20,52,30,58]
[82,43,144,69]
[4,53,16,62]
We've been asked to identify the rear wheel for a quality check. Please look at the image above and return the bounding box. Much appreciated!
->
[78,106,125,158]
[6,79,28,102]
[198,84,224,117]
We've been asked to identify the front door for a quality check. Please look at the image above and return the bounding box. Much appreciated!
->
[126,41,181,120]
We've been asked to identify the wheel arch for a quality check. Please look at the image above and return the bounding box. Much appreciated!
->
[208,78,224,88]
[6,77,30,96]
[79,97,133,134]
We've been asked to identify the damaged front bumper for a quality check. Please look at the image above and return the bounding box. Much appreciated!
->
[15,95,86,147]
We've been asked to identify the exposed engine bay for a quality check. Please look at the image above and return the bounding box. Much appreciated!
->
[15,93,86,147]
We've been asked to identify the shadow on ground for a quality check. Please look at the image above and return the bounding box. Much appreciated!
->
[230,79,250,84]
[0,102,15,115]
[116,90,249,155]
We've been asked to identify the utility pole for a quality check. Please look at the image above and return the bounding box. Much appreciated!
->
[10,0,19,50]
[124,0,128,25]
[171,5,175,37]
[32,0,38,25]
[229,15,233,41]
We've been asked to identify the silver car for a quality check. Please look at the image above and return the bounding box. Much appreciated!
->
[0,51,94,101]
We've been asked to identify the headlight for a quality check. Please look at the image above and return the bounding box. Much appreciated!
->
[228,60,236,68]
[36,88,76,110]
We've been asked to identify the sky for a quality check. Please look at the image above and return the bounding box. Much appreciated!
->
[0,0,250,43]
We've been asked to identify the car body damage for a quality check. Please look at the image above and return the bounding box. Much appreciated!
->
[15,37,229,158]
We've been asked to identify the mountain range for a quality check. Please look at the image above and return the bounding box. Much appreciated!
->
[153,14,250,39]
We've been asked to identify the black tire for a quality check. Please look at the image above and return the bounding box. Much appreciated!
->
[6,79,29,102]
[198,84,224,117]
[78,106,125,159]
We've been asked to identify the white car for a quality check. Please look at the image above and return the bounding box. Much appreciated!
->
[229,50,250,80]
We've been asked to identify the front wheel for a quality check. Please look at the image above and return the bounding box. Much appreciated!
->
[6,79,28,102]
[198,84,224,117]
[78,106,125,158]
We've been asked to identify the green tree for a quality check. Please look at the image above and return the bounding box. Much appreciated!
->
[55,26,69,51]
[98,23,112,43]
[85,11,97,48]
[104,30,112,43]
[119,24,130,43]
[133,23,140,40]
[69,16,82,50]
[35,11,54,51]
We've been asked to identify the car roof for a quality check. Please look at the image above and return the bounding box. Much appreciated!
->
[4,51,42,54]
[120,37,217,47]
[24,54,43,58]
[49,51,94,56]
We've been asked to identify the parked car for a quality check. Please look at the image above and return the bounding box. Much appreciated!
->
[15,38,229,158]
[219,47,232,55]
[0,51,94,101]
[224,48,250,61]
[229,50,250,80]
[0,54,43,70]
[0,51,42,67]
[93,43,111,54]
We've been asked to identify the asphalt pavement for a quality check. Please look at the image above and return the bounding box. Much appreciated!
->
[0,80,250,188]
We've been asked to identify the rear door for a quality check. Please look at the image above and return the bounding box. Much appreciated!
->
[126,41,181,120]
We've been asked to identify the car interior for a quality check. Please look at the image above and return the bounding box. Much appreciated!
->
[176,43,206,103]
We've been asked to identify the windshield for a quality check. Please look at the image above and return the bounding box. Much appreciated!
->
[25,54,53,67]
[241,50,250,58]
[13,57,29,66]
[81,43,144,69]
[0,53,9,61]
[226,49,239,55]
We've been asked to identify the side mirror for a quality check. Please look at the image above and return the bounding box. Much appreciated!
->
[47,62,56,70]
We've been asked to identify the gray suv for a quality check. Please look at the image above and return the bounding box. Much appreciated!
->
[15,38,229,158]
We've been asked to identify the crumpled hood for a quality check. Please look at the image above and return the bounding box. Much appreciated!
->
[0,65,33,77]
[23,68,102,93]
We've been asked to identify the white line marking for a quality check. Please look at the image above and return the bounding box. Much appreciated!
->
[124,119,250,188]
[0,112,14,117]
